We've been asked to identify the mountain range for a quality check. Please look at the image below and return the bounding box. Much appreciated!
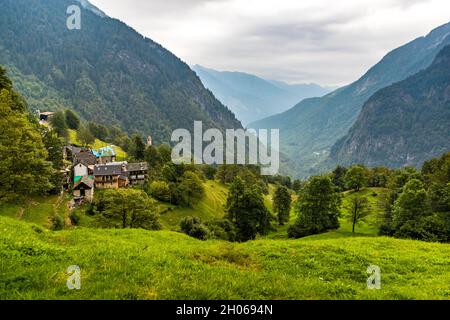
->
[0,0,242,144]
[192,65,332,125]
[328,45,450,169]
[250,21,450,177]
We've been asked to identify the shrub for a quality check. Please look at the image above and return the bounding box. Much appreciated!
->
[206,219,238,242]
[148,180,171,202]
[50,214,64,231]
[180,216,209,240]
[69,211,81,226]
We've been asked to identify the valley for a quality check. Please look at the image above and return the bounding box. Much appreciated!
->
[0,0,449,303]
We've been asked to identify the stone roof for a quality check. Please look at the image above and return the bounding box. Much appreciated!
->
[73,176,94,190]
[94,163,126,176]
[127,162,149,172]
[74,150,97,166]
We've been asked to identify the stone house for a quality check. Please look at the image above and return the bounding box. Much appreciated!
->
[127,162,149,185]
[93,162,129,189]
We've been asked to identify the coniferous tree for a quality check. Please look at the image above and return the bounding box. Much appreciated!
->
[65,109,80,130]
[50,111,68,138]
[130,135,146,160]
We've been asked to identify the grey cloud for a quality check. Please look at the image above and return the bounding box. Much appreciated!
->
[89,0,450,86]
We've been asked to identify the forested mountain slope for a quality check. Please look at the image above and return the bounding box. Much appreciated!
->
[328,45,450,168]
[0,0,242,143]
[250,21,450,177]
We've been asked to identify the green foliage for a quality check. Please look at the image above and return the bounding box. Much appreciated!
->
[40,127,65,194]
[422,152,450,212]
[50,214,64,231]
[0,78,53,203]
[331,166,347,191]
[387,167,422,190]
[180,216,209,240]
[216,165,268,194]
[0,0,241,144]
[148,180,171,202]
[65,109,80,130]
[226,177,273,241]
[292,179,304,193]
[289,176,341,238]
[366,167,391,188]
[88,122,109,141]
[130,135,146,161]
[205,219,237,242]
[0,66,13,91]
[200,165,218,180]
[273,185,292,225]
[49,111,68,138]
[378,155,450,243]
[392,180,432,228]
[178,171,205,207]
[93,189,161,230]
[77,124,95,146]
[69,210,81,226]
[344,165,367,191]
[344,196,371,233]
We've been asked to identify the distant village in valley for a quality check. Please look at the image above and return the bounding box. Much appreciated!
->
[39,111,150,205]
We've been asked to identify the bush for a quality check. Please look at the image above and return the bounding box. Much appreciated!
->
[50,214,64,231]
[148,180,171,202]
[287,223,315,239]
[206,219,238,242]
[180,216,209,240]
[69,211,81,226]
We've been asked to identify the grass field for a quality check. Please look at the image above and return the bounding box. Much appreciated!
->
[0,195,69,228]
[1,215,449,300]
[1,186,449,300]
[157,181,229,230]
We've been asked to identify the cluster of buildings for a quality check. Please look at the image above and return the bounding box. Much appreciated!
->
[64,145,148,204]
[36,110,151,204]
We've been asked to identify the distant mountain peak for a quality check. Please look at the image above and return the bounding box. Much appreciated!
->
[192,65,332,125]
[76,0,107,18]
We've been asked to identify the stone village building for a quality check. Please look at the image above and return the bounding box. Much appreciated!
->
[64,144,149,203]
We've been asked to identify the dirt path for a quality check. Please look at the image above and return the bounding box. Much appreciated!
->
[18,207,25,219]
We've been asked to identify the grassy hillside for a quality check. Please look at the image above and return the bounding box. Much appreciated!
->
[157,181,229,229]
[1,215,449,300]
[0,195,70,228]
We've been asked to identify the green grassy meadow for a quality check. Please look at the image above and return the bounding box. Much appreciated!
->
[1,186,449,300]
[1,215,449,300]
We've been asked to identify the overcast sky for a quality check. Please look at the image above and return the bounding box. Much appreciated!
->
[89,0,450,86]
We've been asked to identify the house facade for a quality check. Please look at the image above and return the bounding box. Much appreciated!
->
[94,162,129,189]
[127,162,149,185]
[73,176,94,203]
